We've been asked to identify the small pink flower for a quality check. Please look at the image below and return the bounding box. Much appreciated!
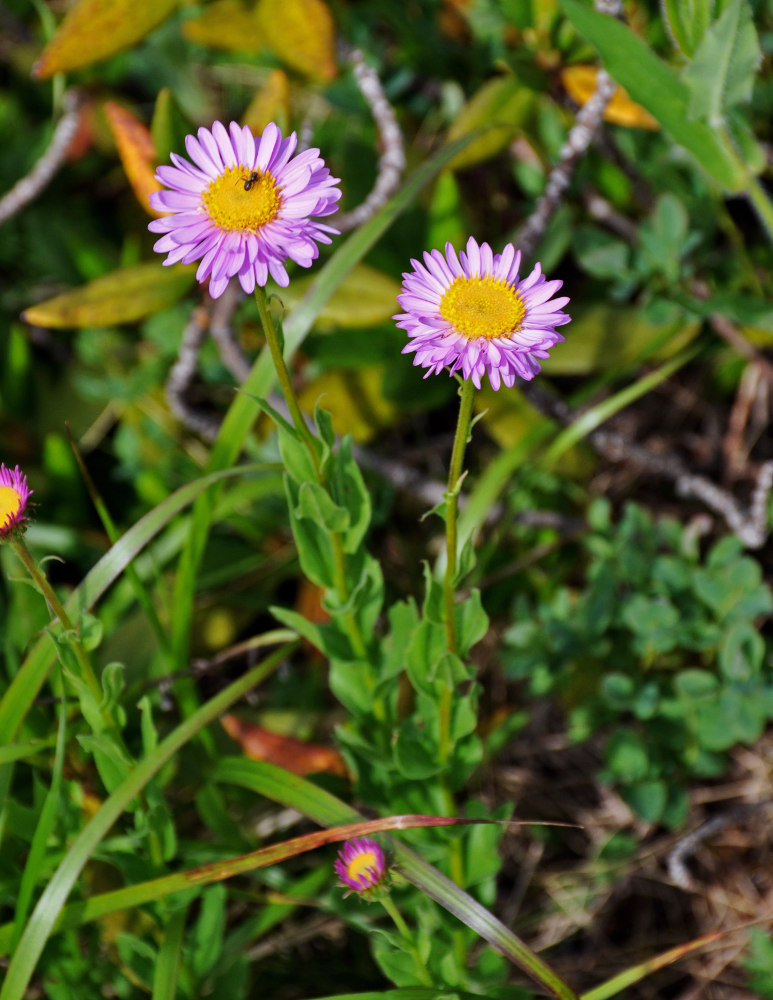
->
[149,121,341,298]
[395,237,570,390]
[0,464,32,538]
[334,838,386,893]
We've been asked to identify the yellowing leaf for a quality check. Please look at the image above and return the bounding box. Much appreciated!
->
[22,263,196,329]
[103,102,162,217]
[256,0,337,82]
[181,0,264,52]
[446,75,537,171]
[243,69,291,136]
[281,264,401,330]
[298,366,398,443]
[34,0,180,79]
[561,65,659,130]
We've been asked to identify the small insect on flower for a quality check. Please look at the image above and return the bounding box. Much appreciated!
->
[241,171,259,192]
[335,838,387,894]
[149,121,342,298]
[395,237,571,391]
[0,464,32,539]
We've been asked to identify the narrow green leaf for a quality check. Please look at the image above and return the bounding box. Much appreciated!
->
[560,0,745,190]
[11,689,67,950]
[682,0,760,124]
[542,346,700,467]
[295,992,489,1000]
[661,0,712,58]
[0,739,57,766]
[152,906,188,1000]
[0,645,291,1000]
[0,464,265,746]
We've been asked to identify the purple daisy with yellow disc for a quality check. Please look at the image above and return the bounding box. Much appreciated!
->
[149,121,341,298]
[395,237,570,390]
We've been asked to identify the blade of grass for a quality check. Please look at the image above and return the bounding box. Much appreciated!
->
[0,462,266,746]
[152,905,189,1000]
[0,641,293,1000]
[211,759,579,1000]
[393,844,578,1000]
[579,927,737,1000]
[0,738,57,765]
[0,814,501,940]
[542,346,700,468]
[66,424,170,658]
[297,992,491,1000]
[11,683,67,950]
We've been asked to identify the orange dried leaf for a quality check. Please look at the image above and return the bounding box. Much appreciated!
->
[181,0,264,52]
[256,0,337,82]
[104,102,162,217]
[221,715,348,777]
[34,0,180,79]
[242,69,291,136]
[561,65,659,130]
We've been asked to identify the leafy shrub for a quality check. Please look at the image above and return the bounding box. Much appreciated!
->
[504,500,773,827]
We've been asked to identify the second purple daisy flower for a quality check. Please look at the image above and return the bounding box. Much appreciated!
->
[395,237,570,390]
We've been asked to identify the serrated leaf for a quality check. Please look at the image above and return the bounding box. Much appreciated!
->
[181,0,263,51]
[22,263,196,328]
[103,102,162,217]
[662,0,712,57]
[34,0,180,78]
[256,0,337,82]
[560,0,746,191]
[682,0,760,124]
[446,75,537,171]
[561,65,658,129]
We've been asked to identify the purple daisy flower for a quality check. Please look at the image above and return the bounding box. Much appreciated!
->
[0,464,32,538]
[334,837,386,893]
[148,121,341,298]
[395,237,570,391]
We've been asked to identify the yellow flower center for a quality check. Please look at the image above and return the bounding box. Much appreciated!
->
[0,486,21,527]
[202,165,282,233]
[346,850,380,883]
[439,275,526,341]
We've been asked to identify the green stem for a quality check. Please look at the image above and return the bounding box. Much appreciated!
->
[443,378,476,657]
[10,539,101,705]
[254,286,369,663]
[254,286,321,478]
[380,894,434,987]
[439,377,476,972]
[10,538,165,868]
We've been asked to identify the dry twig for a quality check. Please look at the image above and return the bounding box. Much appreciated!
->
[0,91,82,228]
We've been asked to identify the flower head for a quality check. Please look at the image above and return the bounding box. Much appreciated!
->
[334,837,386,893]
[149,121,341,298]
[395,237,570,390]
[0,464,32,538]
